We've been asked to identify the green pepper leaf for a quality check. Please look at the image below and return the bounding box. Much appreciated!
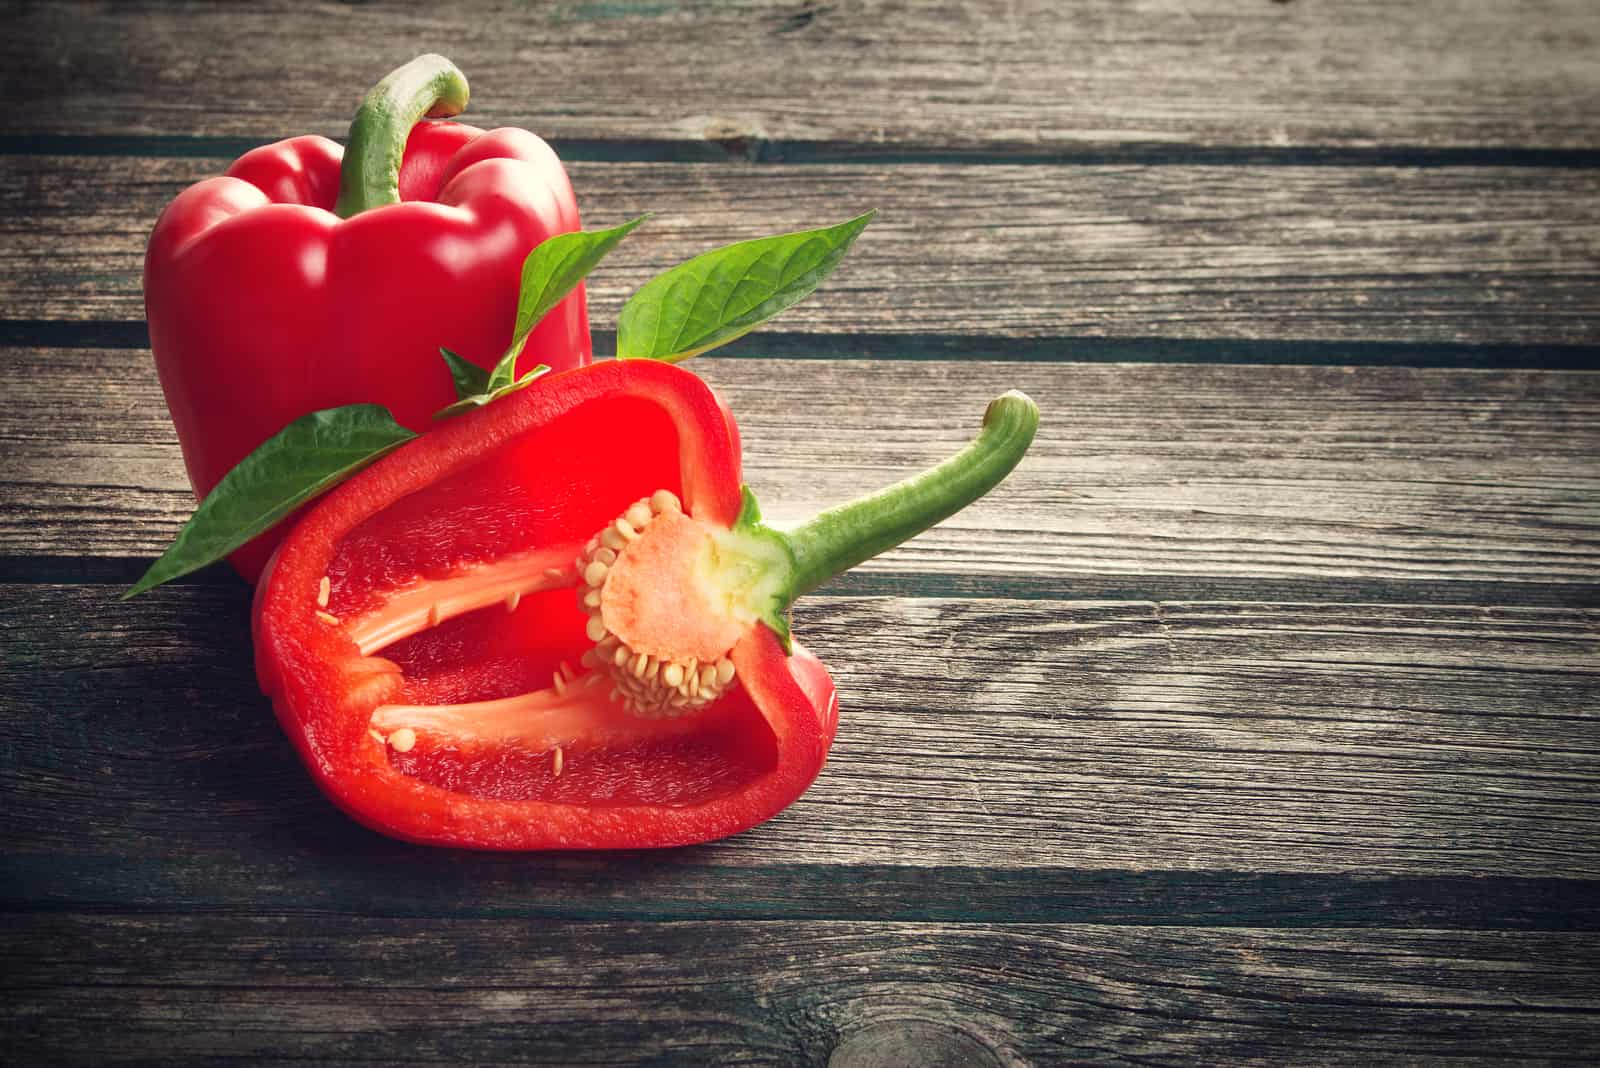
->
[488,214,650,392]
[439,346,490,401]
[434,215,648,423]
[616,210,875,363]
[432,363,551,421]
[123,405,416,599]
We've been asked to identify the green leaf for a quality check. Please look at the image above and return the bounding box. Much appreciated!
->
[123,405,416,599]
[482,347,518,396]
[439,346,489,401]
[491,213,650,391]
[616,210,875,363]
[432,363,551,421]
[435,215,648,420]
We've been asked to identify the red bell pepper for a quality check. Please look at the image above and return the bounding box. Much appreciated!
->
[145,55,590,580]
[253,359,1037,849]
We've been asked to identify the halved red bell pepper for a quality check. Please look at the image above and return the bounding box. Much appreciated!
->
[253,359,1036,849]
[145,56,590,580]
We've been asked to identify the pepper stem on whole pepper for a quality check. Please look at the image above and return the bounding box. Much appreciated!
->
[335,54,470,218]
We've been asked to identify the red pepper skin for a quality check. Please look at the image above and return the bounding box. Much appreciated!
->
[253,360,839,850]
[145,120,591,580]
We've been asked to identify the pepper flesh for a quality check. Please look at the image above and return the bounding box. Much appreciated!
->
[253,360,1036,850]
[253,361,834,848]
[145,56,590,580]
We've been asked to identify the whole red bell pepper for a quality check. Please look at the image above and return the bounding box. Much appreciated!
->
[145,55,590,580]
[252,359,1037,849]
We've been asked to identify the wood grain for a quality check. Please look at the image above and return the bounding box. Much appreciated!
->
[4,584,1595,887]
[5,352,1597,589]
[4,1,1598,152]
[4,1,1598,1061]
[6,156,1600,344]
[3,914,1598,1065]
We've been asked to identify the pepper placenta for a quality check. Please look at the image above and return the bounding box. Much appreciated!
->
[253,360,1038,849]
[145,55,590,580]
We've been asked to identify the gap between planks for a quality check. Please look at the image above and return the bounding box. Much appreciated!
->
[6,321,1600,370]
[4,559,1599,610]
[9,134,1600,169]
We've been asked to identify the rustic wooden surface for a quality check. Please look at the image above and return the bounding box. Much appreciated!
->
[3,2,1599,1064]
[8,158,1600,345]
[6,0,1599,153]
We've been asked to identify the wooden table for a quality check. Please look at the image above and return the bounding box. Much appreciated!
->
[4,3,1598,1063]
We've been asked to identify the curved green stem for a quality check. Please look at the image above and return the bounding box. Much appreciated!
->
[781,391,1039,597]
[334,54,469,219]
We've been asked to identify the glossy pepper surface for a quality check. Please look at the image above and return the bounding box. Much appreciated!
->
[145,56,590,580]
[252,360,1037,850]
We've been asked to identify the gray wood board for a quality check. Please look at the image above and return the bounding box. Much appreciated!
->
[4,583,1596,884]
[4,1,1598,152]
[4,914,1598,1065]
[4,353,1598,590]
[6,156,1600,345]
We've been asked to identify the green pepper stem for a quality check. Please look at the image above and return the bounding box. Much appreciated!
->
[780,391,1039,597]
[334,55,469,219]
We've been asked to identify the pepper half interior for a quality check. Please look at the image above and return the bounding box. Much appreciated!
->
[318,392,779,806]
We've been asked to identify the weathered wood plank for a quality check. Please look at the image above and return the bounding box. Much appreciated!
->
[3,914,1598,1065]
[4,353,1598,588]
[6,156,1600,344]
[4,1,1597,152]
[3,585,1596,890]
